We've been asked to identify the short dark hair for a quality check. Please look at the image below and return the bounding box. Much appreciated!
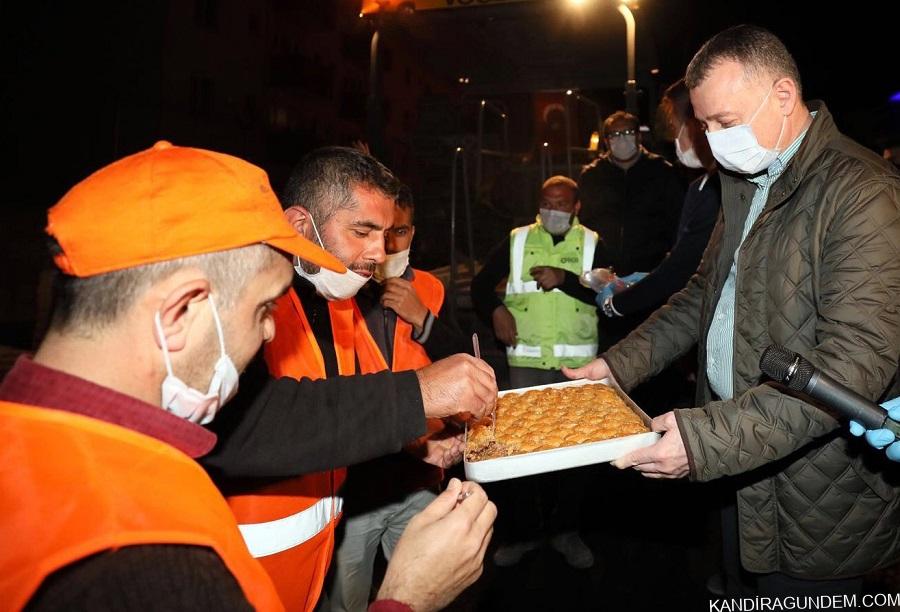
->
[685,25,802,96]
[541,175,578,201]
[396,184,415,224]
[602,111,639,140]
[280,146,401,226]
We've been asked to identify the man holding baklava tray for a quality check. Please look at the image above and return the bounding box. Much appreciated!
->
[564,25,900,599]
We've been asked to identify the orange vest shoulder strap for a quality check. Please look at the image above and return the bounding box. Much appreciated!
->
[265,289,326,380]
[0,401,281,611]
[328,299,389,375]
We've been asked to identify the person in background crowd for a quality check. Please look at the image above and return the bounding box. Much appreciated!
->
[566,25,900,599]
[208,147,497,611]
[328,184,469,612]
[0,142,496,612]
[597,78,720,321]
[471,175,609,569]
[578,110,685,352]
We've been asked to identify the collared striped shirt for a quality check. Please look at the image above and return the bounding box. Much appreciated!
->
[705,114,814,400]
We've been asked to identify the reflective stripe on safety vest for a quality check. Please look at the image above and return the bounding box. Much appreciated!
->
[506,343,543,358]
[506,343,599,359]
[552,343,598,358]
[239,496,345,558]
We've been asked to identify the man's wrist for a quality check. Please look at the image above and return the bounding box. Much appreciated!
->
[413,311,436,344]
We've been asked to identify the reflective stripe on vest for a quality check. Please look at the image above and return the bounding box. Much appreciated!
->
[506,343,598,359]
[239,496,345,558]
[506,343,542,358]
[552,343,598,358]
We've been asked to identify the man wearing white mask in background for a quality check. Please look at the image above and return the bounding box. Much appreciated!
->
[328,184,470,612]
[206,147,498,611]
[566,25,900,599]
[471,175,609,568]
[578,111,685,353]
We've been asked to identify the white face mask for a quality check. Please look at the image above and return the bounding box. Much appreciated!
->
[609,136,638,161]
[675,124,704,169]
[539,208,572,236]
[154,295,239,425]
[705,85,786,175]
[294,215,370,300]
[374,248,410,283]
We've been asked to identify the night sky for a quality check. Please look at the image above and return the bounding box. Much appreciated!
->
[0,0,896,347]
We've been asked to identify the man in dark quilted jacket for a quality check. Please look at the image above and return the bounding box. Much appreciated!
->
[565,25,900,599]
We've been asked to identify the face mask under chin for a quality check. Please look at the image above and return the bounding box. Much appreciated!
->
[155,294,239,425]
[294,214,371,300]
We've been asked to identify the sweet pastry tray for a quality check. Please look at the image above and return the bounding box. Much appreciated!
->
[463,378,659,483]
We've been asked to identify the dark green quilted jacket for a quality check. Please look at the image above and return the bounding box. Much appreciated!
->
[605,101,900,578]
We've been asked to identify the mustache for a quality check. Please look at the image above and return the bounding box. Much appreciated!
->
[351,262,376,275]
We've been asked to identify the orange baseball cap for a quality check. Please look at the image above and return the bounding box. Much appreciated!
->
[46,141,345,277]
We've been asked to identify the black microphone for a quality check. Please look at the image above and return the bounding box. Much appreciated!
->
[759,345,900,437]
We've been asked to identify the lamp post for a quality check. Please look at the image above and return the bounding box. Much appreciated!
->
[616,2,638,115]
[566,0,639,116]
[366,28,384,157]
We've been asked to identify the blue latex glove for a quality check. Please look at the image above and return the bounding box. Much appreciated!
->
[619,272,649,286]
[849,396,900,461]
[596,282,616,306]
[595,272,649,308]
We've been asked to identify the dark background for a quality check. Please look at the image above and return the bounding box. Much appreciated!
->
[1,0,896,350]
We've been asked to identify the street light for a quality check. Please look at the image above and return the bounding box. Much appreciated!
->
[616,2,638,114]
[564,0,639,115]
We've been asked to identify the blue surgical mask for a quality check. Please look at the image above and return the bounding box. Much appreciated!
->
[705,85,786,175]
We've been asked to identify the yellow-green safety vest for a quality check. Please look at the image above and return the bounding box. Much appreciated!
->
[504,216,599,370]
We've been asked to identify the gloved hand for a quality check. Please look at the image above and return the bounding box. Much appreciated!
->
[597,282,617,307]
[619,272,649,285]
[594,272,648,309]
[849,396,900,461]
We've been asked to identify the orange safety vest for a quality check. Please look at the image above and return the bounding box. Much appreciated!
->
[228,289,388,612]
[0,401,282,612]
[389,269,445,371]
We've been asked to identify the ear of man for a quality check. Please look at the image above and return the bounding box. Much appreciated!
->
[284,205,313,237]
[772,76,799,117]
[152,275,212,354]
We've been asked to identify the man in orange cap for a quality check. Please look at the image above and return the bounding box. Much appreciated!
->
[0,142,496,611]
